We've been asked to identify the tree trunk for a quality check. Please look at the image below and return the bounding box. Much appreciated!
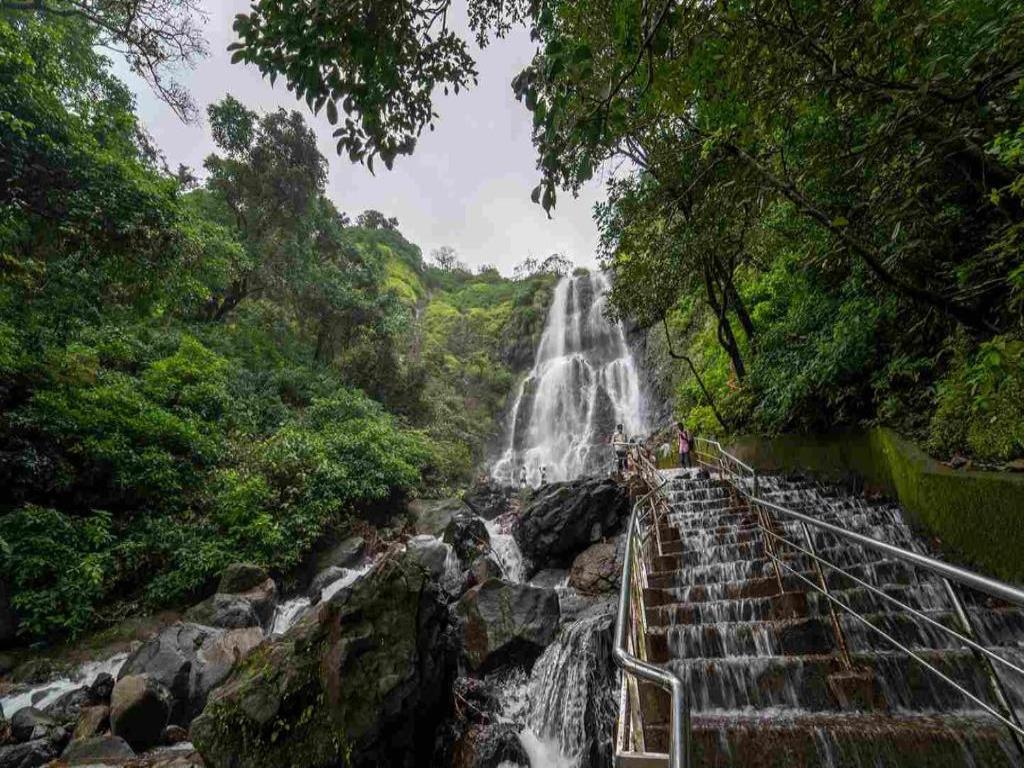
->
[662,317,731,431]
[704,262,747,379]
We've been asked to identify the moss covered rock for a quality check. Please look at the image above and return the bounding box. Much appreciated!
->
[191,551,450,768]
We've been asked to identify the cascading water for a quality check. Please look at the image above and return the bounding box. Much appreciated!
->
[496,612,618,768]
[493,272,645,485]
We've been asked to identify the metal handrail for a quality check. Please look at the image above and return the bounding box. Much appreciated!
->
[614,453,689,767]
[693,437,1024,607]
[694,436,1024,748]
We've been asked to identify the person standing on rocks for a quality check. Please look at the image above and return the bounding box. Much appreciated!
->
[519,465,528,489]
[612,424,628,474]
[677,421,693,469]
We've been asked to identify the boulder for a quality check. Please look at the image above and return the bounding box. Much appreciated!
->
[466,556,503,589]
[185,593,260,630]
[453,723,529,768]
[118,623,262,725]
[568,541,621,595]
[514,477,629,575]
[61,735,135,765]
[462,480,514,521]
[308,566,347,603]
[10,708,60,743]
[312,536,365,572]
[43,686,93,725]
[409,497,468,537]
[455,579,560,672]
[0,740,57,768]
[443,512,491,563]
[89,672,115,702]
[406,535,455,582]
[110,674,170,751]
[184,562,277,632]
[191,550,451,768]
[71,705,109,741]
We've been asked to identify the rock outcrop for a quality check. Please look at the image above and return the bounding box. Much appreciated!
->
[110,674,171,751]
[408,497,469,537]
[514,477,629,574]
[444,512,491,563]
[61,735,135,765]
[311,535,365,573]
[191,550,451,768]
[185,563,277,631]
[462,480,514,521]
[568,540,622,595]
[117,622,263,725]
[454,579,560,672]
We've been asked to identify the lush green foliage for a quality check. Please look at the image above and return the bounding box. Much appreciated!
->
[235,0,1024,463]
[0,13,552,642]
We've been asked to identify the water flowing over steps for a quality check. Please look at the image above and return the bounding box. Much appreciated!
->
[631,472,1024,767]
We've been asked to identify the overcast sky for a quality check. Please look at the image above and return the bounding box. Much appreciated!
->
[117,1,607,275]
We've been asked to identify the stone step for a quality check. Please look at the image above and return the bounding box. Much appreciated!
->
[645,584,955,627]
[662,649,1022,713]
[644,610,1020,660]
[640,712,1023,767]
[648,557,928,591]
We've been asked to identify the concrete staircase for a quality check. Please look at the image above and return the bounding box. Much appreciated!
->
[632,471,1024,767]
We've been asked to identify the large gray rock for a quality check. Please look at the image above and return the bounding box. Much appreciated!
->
[71,705,109,741]
[185,593,260,629]
[186,565,277,630]
[312,536,365,572]
[118,622,262,725]
[11,707,59,743]
[0,740,57,768]
[409,497,469,536]
[110,674,170,751]
[462,479,514,521]
[514,477,629,575]
[61,735,135,765]
[406,535,453,581]
[568,541,622,595]
[42,686,93,724]
[308,566,347,603]
[455,579,560,672]
[443,512,491,563]
[191,550,451,768]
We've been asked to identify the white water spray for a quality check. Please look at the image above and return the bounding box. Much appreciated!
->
[493,272,645,485]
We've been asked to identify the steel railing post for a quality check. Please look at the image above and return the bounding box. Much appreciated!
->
[801,520,853,669]
[942,578,1024,757]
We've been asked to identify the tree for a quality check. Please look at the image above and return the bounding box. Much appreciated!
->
[1,0,208,120]
[538,253,572,277]
[201,95,327,320]
[356,210,399,230]
[430,246,461,271]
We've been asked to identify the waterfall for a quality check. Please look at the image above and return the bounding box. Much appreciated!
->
[486,517,526,583]
[495,612,618,768]
[493,272,646,485]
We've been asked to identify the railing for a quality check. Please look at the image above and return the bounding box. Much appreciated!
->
[694,436,1024,754]
[613,445,689,767]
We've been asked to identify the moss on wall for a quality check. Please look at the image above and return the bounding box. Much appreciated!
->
[728,429,1024,585]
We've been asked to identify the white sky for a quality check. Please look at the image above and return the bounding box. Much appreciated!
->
[117,1,607,275]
